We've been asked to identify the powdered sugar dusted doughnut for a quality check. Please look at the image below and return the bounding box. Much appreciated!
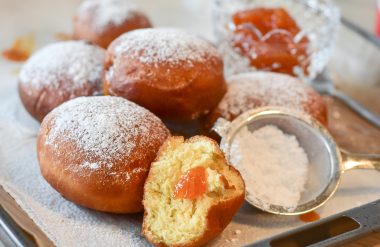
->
[18,41,105,122]
[105,28,227,121]
[74,0,152,48]
[206,72,327,129]
[37,96,170,213]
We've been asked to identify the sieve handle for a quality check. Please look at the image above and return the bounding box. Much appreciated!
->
[341,150,380,172]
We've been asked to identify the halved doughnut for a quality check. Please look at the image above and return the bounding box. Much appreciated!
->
[142,136,245,247]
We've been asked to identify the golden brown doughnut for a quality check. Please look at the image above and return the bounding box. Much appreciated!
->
[142,136,245,247]
[104,28,227,121]
[18,41,105,122]
[205,72,327,130]
[37,96,170,213]
[73,0,152,48]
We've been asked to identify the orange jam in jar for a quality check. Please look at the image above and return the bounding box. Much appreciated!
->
[231,7,309,76]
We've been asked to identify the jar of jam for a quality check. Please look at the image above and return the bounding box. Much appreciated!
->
[212,0,340,80]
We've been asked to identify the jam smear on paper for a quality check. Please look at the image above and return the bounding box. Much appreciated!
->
[2,35,35,62]
[299,211,320,222]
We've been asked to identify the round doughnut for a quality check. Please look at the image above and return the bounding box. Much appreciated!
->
[205,72,327,130]
[73,0,152,48]
[18,41,105,122]
[37,96,170,213]
[104,28,227,121]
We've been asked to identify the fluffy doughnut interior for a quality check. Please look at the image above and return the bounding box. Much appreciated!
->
[143,136,244,245]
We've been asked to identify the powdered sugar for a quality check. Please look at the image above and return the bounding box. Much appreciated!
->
[113,28,221,66]
[44,96,168,174]
[124,167,148,182]
[78,0,139,31]
[19,41,105,93]
[80,161,100,170]
[230,125,309,211]
[219,72,310,119]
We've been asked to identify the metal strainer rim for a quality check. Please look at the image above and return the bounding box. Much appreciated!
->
[216,107,343,215]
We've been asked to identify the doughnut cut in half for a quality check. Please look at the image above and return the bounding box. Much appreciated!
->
[142,136,245,247]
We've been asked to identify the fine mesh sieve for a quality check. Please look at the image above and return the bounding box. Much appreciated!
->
[212,107,380,215]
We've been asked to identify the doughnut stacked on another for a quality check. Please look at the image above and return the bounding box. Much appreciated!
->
[105,28,227,121]
[74,0,152,48]
[205,72,327,130]
[37,96,170,213]
[18,41,105,122]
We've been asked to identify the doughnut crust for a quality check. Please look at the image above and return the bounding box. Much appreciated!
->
[37,96,169,213]
[205,72,327,130]
[18,41,105,122]
[142,136,245,247]
[105,28,227,121]
[73,0,152,48]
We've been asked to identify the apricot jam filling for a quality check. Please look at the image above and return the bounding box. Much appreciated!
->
[173,166,208,200]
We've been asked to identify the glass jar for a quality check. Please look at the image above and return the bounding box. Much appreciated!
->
[212,0,340,80]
